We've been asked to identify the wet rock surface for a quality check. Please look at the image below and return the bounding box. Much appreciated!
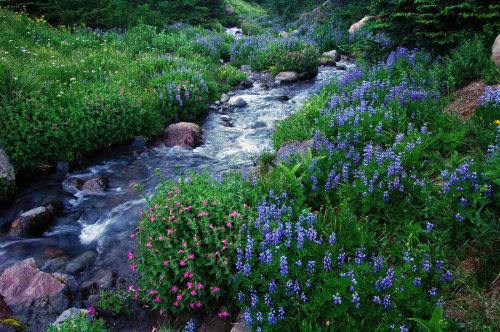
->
[9,206,55,237]
[163,122,204,149]
[0,258,66,306]
[275,71,298,83]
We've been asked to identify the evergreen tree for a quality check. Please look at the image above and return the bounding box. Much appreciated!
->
[371,0,500,53]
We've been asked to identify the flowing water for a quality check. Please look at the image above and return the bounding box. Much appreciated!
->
[0,61,351,275]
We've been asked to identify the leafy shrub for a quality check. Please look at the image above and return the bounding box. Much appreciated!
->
[431,36,499,93]
[230,35,319,76]
[0,86,145,171]
[254,40,320,76]
[46,312,107,332]
[234,191,452,331]
[131,169,257,315]
[98,290,132,316]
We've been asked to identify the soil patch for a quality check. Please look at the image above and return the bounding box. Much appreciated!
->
[445,80,500,121]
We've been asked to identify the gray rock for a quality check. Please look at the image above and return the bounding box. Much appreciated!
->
[231,312,251,332]
[53,308,88,326]
[251,121,267,129]
[224,3,234,16]
[231,97,247,108]
[298,71,314,80]
[64,251,98,275]
[65,178,84,194]
[0,141,15,207]
[240,65,251,73]
[241,78,254,88]
[49,290,70,313]
[0,141,15,182]
[56,161,70,173]
[275,71,298,83]
[128,137,147,151]
[272,80,282,87]
[227,91,236,97]
[493,34,500,67]
[336,64,347,70]
[275,94,289,101]
[9,206,55,237]
[214,100,221,105]
[220,115,231,122]
[81,175,108,191]
[79,269,115,296]
[322,50,340,61]
[220,93,230,103]
[42,255,71,273]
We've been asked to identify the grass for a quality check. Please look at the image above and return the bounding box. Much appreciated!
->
[225,0,267,18]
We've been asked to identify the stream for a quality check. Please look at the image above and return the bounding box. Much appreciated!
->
[0,56,351,287]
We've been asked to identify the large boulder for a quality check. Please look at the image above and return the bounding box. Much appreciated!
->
[81,175,108,191]
[322,50,340,61]
[64,251,98,275]
[9,206,55,237]
[0,141,16,207]
[275,71,298,83]
[163,122,203,149]
[349,16,375,34]
[493,34,500,67]
[0,142,15,183]
[231,97,248,108]
[241,77,254,88]
[0,258,66,306]
[224,4,234,16]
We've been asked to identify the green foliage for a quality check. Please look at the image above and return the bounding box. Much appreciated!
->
[46,313,107,332]
[233,192,452,331]
[0,8,245,172]
[131,169,258,315]
[0,178,16,200]
[370,0,500,54]
[97,289,132,316]
[2,0,226,28]
[409,304,445,332]
[431,36,499,92]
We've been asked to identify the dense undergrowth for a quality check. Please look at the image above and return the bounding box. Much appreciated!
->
[1,2,499,331]
[129,15,499,332]
[0,9,247,171]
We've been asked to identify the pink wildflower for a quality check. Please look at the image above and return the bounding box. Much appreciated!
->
[180,260,186,266]
[172,285,178,291]
[190,290,197,296]
[128,251,134,259]
[88,307,95,314]
[146,242,152,247]
[130,263,136,270]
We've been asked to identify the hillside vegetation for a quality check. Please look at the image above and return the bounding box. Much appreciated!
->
[0,0,499,331]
